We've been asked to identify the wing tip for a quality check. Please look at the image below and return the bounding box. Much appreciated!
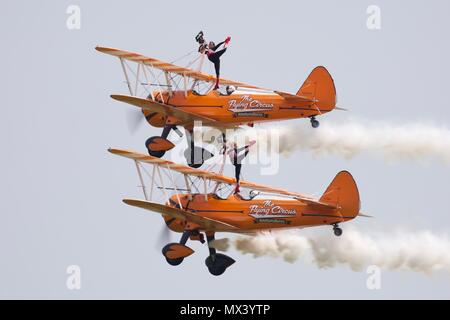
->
[123,198,146,206]
[95,45,116,53]
[107,147,119,155]
[110,94,124,100]
[122,198,133,205]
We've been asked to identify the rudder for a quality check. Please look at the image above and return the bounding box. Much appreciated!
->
[297,66,336,112]
[319,171,360,218]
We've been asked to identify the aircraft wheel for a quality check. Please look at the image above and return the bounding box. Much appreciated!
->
[333,227,343,237]
[311,118,320,128]
[208,264,226,276]
[165,257,184,266]
[205,253,235,276]
[162,243,194,266]
[188,162,203,169]
[147,149,166,158]
[145,136,175,158]
[184,147,213,168]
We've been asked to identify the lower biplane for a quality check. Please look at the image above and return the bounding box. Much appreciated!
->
[96,46,340,168]
[109,148,365,276]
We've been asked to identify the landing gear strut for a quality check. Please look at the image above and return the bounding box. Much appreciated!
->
[184,129,214,168]
[310,116,320,128]
[145,124,175,158]
[161,230,194,266]
[204,232,235,276]
[332,224,343,237]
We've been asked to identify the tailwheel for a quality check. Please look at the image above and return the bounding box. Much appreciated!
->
[161,243,194,266]
[205,254,236,276]
[333,224,343,237]
[145,136,175,158]
[310,116,320,128]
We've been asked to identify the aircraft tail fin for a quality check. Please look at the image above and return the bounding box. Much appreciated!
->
[297,66,336,112]
[319,171,360,219]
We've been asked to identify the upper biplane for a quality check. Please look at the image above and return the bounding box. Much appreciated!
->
[109,147,366,276]
[96,46,339,168]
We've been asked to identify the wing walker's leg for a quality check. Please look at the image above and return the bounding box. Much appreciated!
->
[204,232,235,276]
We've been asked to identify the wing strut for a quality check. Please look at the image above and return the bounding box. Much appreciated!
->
[119,58,133,96]
[134,160,148,200]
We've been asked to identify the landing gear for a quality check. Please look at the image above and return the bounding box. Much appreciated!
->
[310,116,320,128]
[163,253,184,266]
[184,129,214,168]
[333,224,343,237]
[161,231,194,266]
[205,233,235,276]
[146,125,175,158]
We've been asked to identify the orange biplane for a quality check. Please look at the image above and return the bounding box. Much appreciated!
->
[109,148,366,276]
[96,46,339,168]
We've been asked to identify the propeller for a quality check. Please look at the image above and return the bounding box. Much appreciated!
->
[125,109,145,134]
[155,224,173,251]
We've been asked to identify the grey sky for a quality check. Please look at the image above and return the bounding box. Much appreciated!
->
[1,0,450,299]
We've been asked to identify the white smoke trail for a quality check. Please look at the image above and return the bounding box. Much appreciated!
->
[215,227,450,274]
[270,120,450,164]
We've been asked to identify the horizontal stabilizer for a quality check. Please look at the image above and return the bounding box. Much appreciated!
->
[274,91,315,103]
[296,197,338,210]
[358,212,373,218]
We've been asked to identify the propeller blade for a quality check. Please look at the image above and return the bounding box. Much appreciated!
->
[126,109,144,134]
[155,225,172,250]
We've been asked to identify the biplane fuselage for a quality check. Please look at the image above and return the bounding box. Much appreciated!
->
[149,89,331,128]
[165,192,358,234]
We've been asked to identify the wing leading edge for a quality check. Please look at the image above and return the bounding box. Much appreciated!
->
[122,199,238,231]
[110,94,217,125]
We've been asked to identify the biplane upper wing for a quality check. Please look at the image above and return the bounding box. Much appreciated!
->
[96,46,262,89]
[109,148,328,206]
[122,199,238,231]
[110,94,217,125]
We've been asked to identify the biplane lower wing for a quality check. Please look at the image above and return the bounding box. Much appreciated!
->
[110,94,217,125]
[123,199,238,231]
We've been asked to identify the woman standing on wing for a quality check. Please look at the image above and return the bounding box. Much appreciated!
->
[228,140,256,194]
[195,31,231,90]
[202,36,231,90]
